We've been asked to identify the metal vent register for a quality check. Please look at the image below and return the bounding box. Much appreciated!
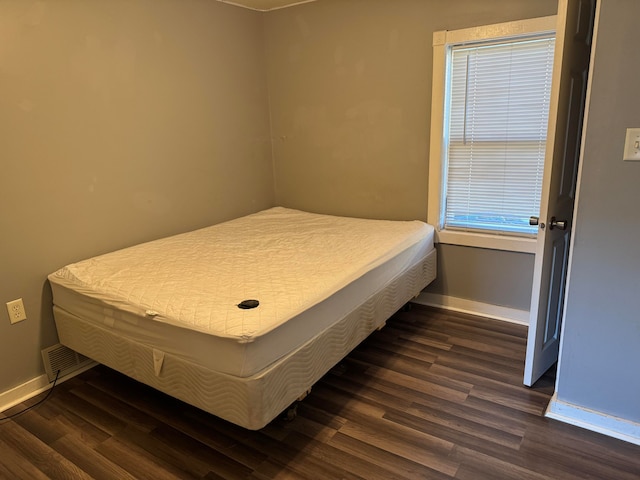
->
[41,344,94,382]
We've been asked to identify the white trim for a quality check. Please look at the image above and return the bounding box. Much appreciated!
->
[0,363,96,414]
[546,393,640,446]
[427,15,557,255]
[427,30,447,233]
[440,16,557,46]
[436,230,537,253]
[414,292,529,325]
[0,375,50,413]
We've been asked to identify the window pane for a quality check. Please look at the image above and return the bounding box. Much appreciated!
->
[444,37,555,236]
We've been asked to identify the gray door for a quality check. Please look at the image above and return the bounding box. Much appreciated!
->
[524,0,595,387]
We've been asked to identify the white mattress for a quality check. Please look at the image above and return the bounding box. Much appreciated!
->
[49,207,434,378]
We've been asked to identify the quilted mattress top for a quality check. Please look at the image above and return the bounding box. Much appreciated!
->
[49,207,433,341]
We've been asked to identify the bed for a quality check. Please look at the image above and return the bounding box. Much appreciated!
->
[48,207,436,429]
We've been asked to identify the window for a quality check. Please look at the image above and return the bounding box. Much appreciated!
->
[428,17,557,253]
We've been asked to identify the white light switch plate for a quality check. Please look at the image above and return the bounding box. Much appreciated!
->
[623,128,640,161]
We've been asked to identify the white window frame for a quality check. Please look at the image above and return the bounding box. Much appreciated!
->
[427,16,557,254]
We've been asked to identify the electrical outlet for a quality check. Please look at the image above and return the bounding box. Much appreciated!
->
[623,128,640,161]
[6,298,27,324]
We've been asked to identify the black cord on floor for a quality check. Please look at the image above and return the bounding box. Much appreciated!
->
[0,370,61,423]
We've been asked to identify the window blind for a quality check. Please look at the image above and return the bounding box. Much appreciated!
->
[444,36,555,236]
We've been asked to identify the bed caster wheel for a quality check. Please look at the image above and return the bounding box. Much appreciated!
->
[284,404,298,422]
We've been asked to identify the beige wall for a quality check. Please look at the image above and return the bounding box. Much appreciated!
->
[0,0,274,392]
[264,0,557,310]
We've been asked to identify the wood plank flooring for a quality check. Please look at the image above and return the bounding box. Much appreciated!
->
[2,305,639,479]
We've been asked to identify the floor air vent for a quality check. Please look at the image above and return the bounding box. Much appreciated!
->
[41,344,94,382]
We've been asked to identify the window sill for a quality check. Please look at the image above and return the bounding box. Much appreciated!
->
[435,229,537,254]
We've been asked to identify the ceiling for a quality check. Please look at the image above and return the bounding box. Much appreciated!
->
[218,0,317,11]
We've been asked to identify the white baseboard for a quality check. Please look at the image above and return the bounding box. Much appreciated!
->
[414,292,530,325]
[0,362,96,414]
[546,393,640,446]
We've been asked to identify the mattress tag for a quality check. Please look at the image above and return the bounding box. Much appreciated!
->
[153,349,165,376]
[100,308,115,327]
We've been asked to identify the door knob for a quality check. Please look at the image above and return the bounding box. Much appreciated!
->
[529,216,545,229]
[549,217,568,231]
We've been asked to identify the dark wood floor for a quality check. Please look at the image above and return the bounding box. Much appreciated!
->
[2,305,639,479]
